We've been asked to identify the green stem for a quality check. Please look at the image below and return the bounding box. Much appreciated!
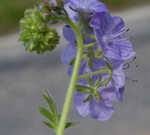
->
[56,20,83,135]
[78,68,111,80]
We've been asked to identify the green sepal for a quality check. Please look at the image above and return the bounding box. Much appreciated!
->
[83,94,93,103]
[87,77,94,86]
[94,91,101,100]
[102,75,112,86]
[87,57,93,70]
[78,14,88,42]
[95,76,102,89]
[76,85,92,93]
[106,61,112,70]
[94,50,103,58]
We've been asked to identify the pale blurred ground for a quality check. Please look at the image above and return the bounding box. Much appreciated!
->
[0,5,150,135]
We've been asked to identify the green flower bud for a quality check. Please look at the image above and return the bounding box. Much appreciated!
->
[19,6,59,54]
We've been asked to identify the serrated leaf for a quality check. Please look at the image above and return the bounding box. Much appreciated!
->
[43,91,58,116]
[38,106,56,124]
[65,122,78,129]
[43,121,55,130]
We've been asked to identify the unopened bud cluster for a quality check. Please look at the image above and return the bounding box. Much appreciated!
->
[19,5,59,54]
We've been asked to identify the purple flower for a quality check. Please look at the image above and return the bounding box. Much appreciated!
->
[60,1,134,120]
[61,38,126,120]
[74,91,114,120]
[92,63,126,102]
[64,0,108,23]
[69,0,108,13]
[74,64,125,120]
[101,65,126,102]
[90,12,136,61]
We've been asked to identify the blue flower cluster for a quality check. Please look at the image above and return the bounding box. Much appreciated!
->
[60,0,136,120]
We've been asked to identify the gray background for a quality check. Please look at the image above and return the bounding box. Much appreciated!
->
[0,5,150,135]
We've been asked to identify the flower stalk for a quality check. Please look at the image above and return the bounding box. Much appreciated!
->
[56,20,84,135]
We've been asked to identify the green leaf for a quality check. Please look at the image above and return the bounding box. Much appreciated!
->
[43,121,55,130]
[43,91,58,116]
[76,85,92,93]
[65,122,78,129]
[38,106,56,124]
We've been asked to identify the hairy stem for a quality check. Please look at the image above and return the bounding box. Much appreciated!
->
[56,20,83,135]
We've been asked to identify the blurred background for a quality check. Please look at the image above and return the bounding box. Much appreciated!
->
[0,0,150,135]
[0,0,150,35]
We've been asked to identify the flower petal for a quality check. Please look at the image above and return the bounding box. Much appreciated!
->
[64,3,79,23]
[90,12,113,32]
[90,99,114,121]
[61,44,77,65]
[112,65,125,88]
[104,38,136,60]
[101,86,118,102]
[63,25,76,43]
[74,92,90,117]
[112,16,126,36]
[69,0,108,13]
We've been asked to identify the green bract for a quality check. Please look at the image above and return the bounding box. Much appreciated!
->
[19,6,59,54]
